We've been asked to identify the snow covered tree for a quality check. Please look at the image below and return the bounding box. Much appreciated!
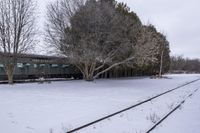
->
[46,0,170,81]
[131,25,170,76]
[0,0,36,84]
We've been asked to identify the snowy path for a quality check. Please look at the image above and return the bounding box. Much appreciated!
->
[0,74,200,133]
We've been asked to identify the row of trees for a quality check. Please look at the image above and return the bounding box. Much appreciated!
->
[0,0,170,83]
[170,56,200,73]
[46,0,170,81]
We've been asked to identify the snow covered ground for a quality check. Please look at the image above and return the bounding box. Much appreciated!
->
[0,74,200,133]
[152,87,200,133]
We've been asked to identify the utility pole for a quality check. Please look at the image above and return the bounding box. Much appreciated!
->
[159,49,164,78]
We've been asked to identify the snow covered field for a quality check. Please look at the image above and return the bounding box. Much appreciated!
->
[0,74,200,133]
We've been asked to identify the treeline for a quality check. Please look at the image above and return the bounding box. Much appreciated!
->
[0,0,171,83]
[170,56,200,73]
[46,0,170,81]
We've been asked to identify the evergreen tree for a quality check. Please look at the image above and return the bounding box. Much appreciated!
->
[46,0,171,80]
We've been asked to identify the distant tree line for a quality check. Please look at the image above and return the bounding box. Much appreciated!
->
[170,56,200,73]
[46,0,170,81]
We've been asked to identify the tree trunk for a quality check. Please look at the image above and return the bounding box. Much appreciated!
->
[6,64,15,84]
[83,63,95,81]
[83,69,94,81]
[84,75,94,81]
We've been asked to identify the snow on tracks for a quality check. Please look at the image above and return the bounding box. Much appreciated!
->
[66,78,200,133]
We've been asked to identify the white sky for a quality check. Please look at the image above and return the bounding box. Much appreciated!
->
[37,0,200,58]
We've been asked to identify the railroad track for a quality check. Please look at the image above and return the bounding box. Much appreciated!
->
[146,88,199,133]
[66,78,200,133]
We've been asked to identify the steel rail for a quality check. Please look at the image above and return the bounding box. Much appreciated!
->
[146,88,199,133]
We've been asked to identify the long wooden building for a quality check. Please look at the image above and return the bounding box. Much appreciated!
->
[0,53,82,81]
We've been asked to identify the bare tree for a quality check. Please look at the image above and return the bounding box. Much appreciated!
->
[170,56,200,73]
[0,0,36,84]
[46,0,163,81]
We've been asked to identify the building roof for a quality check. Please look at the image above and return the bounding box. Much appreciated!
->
[0,52,69,64]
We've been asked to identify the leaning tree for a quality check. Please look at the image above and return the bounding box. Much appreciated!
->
[0,0,36,84]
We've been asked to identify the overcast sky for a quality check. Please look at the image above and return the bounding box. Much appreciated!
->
[37,0,200,58]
